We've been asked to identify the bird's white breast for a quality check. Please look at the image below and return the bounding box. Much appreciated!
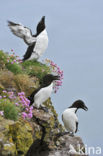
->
[34,29,48,56]
[33,83,53,108]
[62,108,78,133]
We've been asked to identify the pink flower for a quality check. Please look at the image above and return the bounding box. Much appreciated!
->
[22,112,28,119]
[14,60,17,63]
[0,111,4,116]
[27,113,33,118]
[45,59,64,93]
[29,106,33,110]
[25,108,29,111]
[15,103,19,106]
[3,90,7,93]
[3,95,6,98]
[18,92,25,96]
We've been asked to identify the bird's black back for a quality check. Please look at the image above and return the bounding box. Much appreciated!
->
[28,87,41,105]
[23,43,35,61]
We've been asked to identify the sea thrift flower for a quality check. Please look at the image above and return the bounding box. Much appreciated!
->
[22,112,28,119]
[27,113,33,119]
[8,91,16,99]
[3,90,7,93]
[7,50,22,64]
[1,90,33,120]
[15,102,19,106]
[18,92,33,119]
[14,60,17,63]
[3,95,6,98]
[0,111,4,116]
[45,59,64,93]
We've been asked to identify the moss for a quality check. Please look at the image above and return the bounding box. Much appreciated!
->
[3,143,17,155]
[8,119,33,155]
[0,50,66,154]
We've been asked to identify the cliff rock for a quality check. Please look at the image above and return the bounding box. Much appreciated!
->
[0,50,88,156]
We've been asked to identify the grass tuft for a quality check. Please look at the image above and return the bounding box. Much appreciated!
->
[0,99,18,121]
[22,60,50,79]
[6,63,23,74]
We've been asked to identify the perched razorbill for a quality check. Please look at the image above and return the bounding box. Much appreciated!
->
[62,100,88,136]
[28,74,60,110]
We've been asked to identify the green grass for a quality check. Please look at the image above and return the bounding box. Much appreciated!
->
[0,50,7,68]
[6,63,23,74]
[0,99,19,121]
[22,60,50,79]
[0,50,51,79]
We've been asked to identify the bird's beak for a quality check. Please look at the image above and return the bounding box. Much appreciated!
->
[53,75,60,80]
[83,105,88,111]
[42,16,45,21]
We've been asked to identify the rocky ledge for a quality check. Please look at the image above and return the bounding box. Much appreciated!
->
[0,50,88,156]
[0,99,88,156]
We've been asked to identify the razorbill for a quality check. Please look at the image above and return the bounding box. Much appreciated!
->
[28,74,60,109]
[8,16,48,61]
[62,100,88,136]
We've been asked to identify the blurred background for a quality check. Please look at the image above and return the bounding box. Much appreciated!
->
[0,0,103,154]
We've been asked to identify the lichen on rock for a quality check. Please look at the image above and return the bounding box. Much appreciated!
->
[0,50,88,156]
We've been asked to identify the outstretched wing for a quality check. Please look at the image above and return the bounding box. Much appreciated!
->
[23,43,36,61]
[8,21,36,45]
[28,87,41,105]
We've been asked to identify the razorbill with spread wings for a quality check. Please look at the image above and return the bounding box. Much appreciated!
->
[28,74,60,109]
[62,100,88,136]
[8,16,48,61]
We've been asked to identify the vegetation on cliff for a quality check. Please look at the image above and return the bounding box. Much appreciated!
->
[0,50,64,155]
[0,50,87,156]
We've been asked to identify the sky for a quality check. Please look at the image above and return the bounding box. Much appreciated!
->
[0,0,103,155]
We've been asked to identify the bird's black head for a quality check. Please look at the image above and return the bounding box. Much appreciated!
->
[36,16,45,35]
[69,100,88,111]
[42,74,60,87]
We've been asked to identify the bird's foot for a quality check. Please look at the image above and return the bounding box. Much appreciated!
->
[33,106,48,112]
[39,106,48,113]
[69,132,74,137]
[33,106,38,110]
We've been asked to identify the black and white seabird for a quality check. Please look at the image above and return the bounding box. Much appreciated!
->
[28,74,60,109]
[62,100,88,136]
[8,16,48,61]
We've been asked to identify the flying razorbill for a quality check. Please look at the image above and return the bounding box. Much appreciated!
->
[28,74,60,110]
[62,100,88,136]
[8,16,48,61]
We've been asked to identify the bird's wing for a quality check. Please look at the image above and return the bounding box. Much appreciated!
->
[8,21,36,45]
[28,87,41,105]
[62,114,63,121]
[22,43,36,61]
[75,121,78,133]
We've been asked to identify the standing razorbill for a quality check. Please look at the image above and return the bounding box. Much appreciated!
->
[8,16,48,61]
[62,100,88,136]
[28,74,60,109]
